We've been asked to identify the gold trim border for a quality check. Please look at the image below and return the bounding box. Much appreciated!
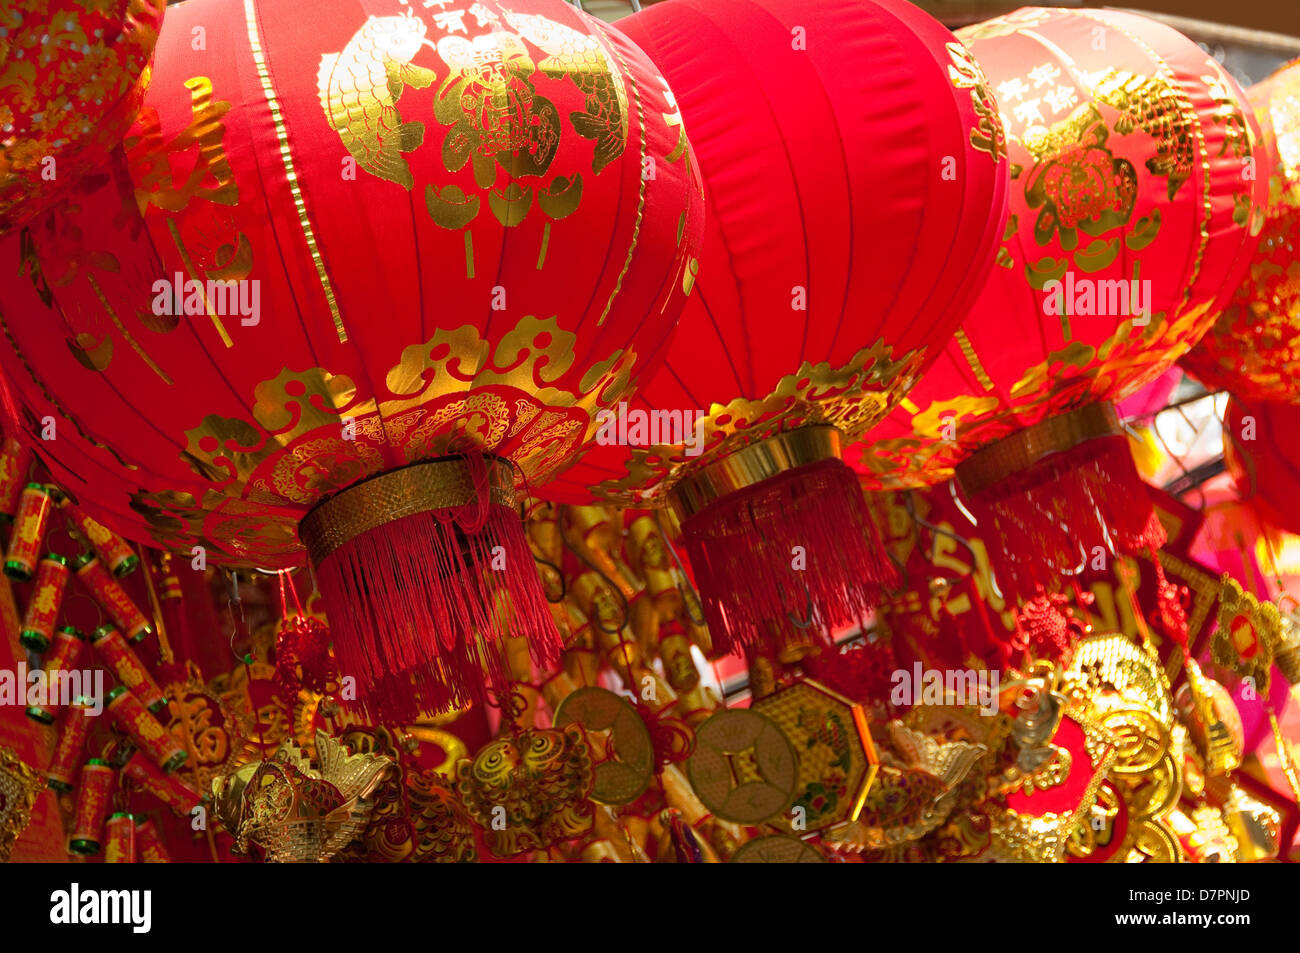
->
[243,0,347,343]
[299,457,515,566]
[667,424,841,522]
[955,402,1122,497]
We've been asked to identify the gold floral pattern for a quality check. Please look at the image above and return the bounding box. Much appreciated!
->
[0,746,42,861]
[129,313,642,567]
[857,8,1264,489]
[946,42,1007,162]
[588,338,924,504]
[0,0,165,231]
[1182,60,1300,402]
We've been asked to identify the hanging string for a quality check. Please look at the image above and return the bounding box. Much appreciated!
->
[1070,578,1093,634]
[136,545,173,666]
[1266,710,1300,802]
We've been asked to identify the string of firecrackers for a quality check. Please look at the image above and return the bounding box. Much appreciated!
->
[0,435,231,862]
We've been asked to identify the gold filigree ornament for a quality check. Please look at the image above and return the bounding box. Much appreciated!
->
[587,340,925,510]
[211,731,394,863]
[824,721,984,853]
[0,746,43,862]
[455,724,595,858]
[986,670,1121,863]
[131,314,640,567]
[1062,632,1173,733]
[1174,657,1243,777]
[987,743,1120,862]
[1212,575,1281,692]
[1059,632,1187,861]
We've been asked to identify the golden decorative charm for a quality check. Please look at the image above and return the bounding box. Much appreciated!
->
[825,721,985,852]
[0,746,43,862]
[1175,658,1243,777]
[1212,575,1281,692]
[1062,632,1172,731]
[587,339,925,505]
[211,731,394,863]
[553,687,655,806]
[686,709,799,825]
[455,725,595,857]
[1062,634,1186,862]
[751,679,879,835]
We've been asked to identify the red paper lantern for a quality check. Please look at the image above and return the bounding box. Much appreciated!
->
[1182,59,1300,403]
[544,0,1011,655]
[853,7,1269,590]
[0,0,703,722]
[1223,398,1300,537]
[0,0,165,233]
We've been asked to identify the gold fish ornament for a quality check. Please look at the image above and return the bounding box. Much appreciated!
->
[317,12,439,190]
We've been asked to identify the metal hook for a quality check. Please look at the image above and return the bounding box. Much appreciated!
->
[787,582,816,630]
[518,500,567,603]
[1054,535,1091,577]
[949,478,978,527]
[910,485,1006,602]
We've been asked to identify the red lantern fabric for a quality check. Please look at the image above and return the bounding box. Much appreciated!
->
[1182,59,1300,404]
[850,7,1269,590]
[0,0,165,233]
[542,0,1010,655]
[0,0,703,722]
[1224,398,1300,537]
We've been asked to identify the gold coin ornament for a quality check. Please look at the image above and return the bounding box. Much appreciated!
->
[687,709,799,825]
[731,835,826,863]
[553,687,655,805]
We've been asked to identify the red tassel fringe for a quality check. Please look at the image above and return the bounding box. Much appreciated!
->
[971,433,1165,592]
[680,457,895,656]
[315,493,560,725]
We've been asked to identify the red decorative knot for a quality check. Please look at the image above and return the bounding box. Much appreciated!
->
[1012,586,1092,660]
[1150,558,1190,648]
[646,712,695,767]
[805,638,899,706]
[273,615,337,698]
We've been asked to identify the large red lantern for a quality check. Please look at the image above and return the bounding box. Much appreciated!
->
[1224,398,1300,537]
[543,0,1011,656]
[0,0,166,233]
[1182,59,1300,403]
[0,0,703,722]
[854,7,1269,590]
